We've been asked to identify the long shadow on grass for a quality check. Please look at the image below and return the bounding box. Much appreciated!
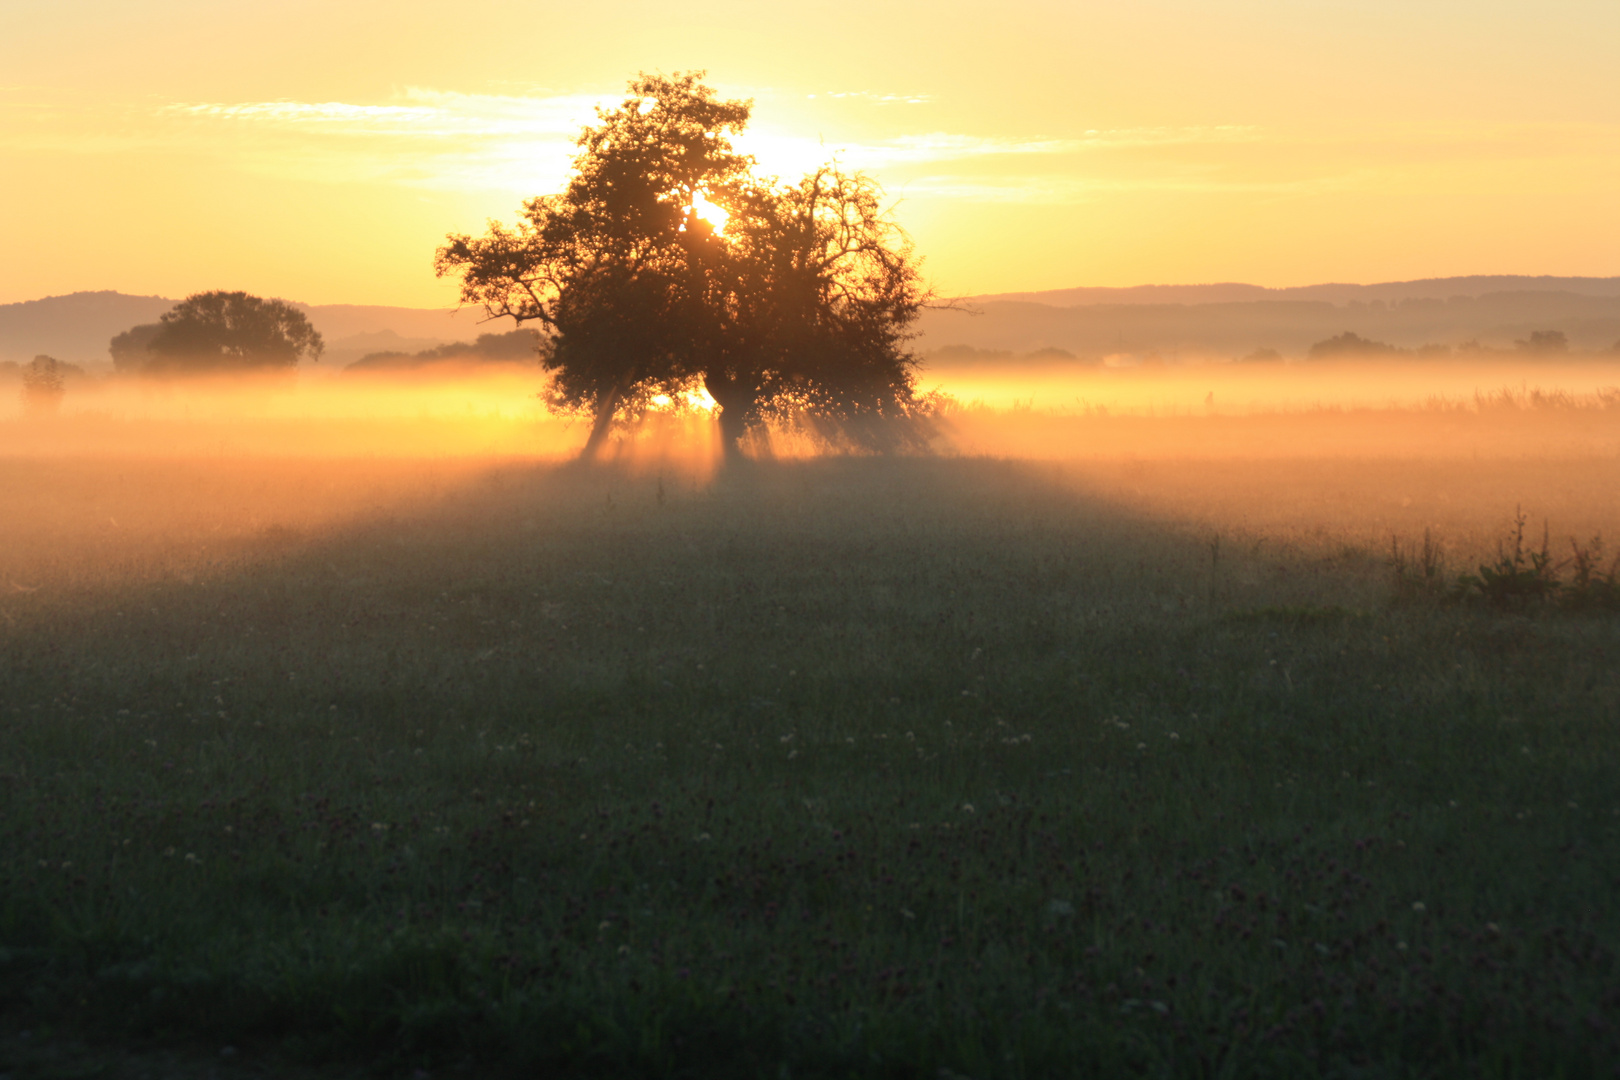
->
[2,456,1618,1078]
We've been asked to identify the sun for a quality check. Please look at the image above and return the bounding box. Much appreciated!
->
[689,191,730,234]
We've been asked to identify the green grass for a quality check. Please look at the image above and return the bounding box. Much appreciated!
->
[2,456,1618,1078]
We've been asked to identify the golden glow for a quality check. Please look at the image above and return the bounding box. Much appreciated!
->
[6,355,1617,467]
[3,1,1617,306]
[650,385,718,412]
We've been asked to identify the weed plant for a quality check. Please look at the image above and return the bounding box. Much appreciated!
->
[2,457,1619,1078]
[1394,508,1620,613]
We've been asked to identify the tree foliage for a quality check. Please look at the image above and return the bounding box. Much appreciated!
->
[436,72,931,459]
[137,291,323,374]
[109,323,162,373]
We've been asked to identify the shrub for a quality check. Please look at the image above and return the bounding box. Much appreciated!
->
[1394,511,1620,612]
[1454,509,1560,609]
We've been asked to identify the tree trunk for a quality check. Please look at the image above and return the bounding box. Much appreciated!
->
[704,373,753,464]
[716,403,750,463]
[578,381,625,461]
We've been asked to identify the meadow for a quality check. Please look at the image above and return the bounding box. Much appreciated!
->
[2,387,1620,1078]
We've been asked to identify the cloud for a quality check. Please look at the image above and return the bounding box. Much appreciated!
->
[144,89,619,191]
[15,84,1611,209]
[144,90,1112,192]
[896,171,1359,205]
[163,88,607,140]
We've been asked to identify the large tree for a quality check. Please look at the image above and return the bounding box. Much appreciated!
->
[435,72,930,460]
[135,291,324,374]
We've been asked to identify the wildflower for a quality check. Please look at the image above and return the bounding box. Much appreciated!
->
[960,803,974,814]
[1412,901,1426,913]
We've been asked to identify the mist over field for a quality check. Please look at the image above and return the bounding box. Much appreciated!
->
[6,279,1620,1079]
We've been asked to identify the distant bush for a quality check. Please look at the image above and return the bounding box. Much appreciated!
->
[20,354,67,416]
[1308,332,1400,359]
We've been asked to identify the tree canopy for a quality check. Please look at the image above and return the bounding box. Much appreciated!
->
[109,322,163,373]
[123,291,324,375]
[435,72,931,459]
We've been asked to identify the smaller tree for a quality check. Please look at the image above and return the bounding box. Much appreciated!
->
[143,291,324,374]
[20,355,67,416]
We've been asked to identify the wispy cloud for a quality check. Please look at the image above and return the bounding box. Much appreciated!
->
[898,171,1362,204]
[163,89,606,140]
[805,90,932,105]
[145,89,1114,192]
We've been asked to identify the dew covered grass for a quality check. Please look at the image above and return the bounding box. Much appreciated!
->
[2,451,1618,1078]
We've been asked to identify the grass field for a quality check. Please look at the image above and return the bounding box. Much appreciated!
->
[3,410,1620,1077]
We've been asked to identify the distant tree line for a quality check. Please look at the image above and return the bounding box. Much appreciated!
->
[344,328,540,373]
[1305,329,1577,361]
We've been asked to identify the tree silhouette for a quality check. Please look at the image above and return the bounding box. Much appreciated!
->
[436,72,930,460]
[140,292,323,374]
[20,355,67,416]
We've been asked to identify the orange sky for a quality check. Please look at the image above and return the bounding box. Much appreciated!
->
[3,0,1617,307]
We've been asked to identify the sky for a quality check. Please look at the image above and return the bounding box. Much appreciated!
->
[3,0,1617,308]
